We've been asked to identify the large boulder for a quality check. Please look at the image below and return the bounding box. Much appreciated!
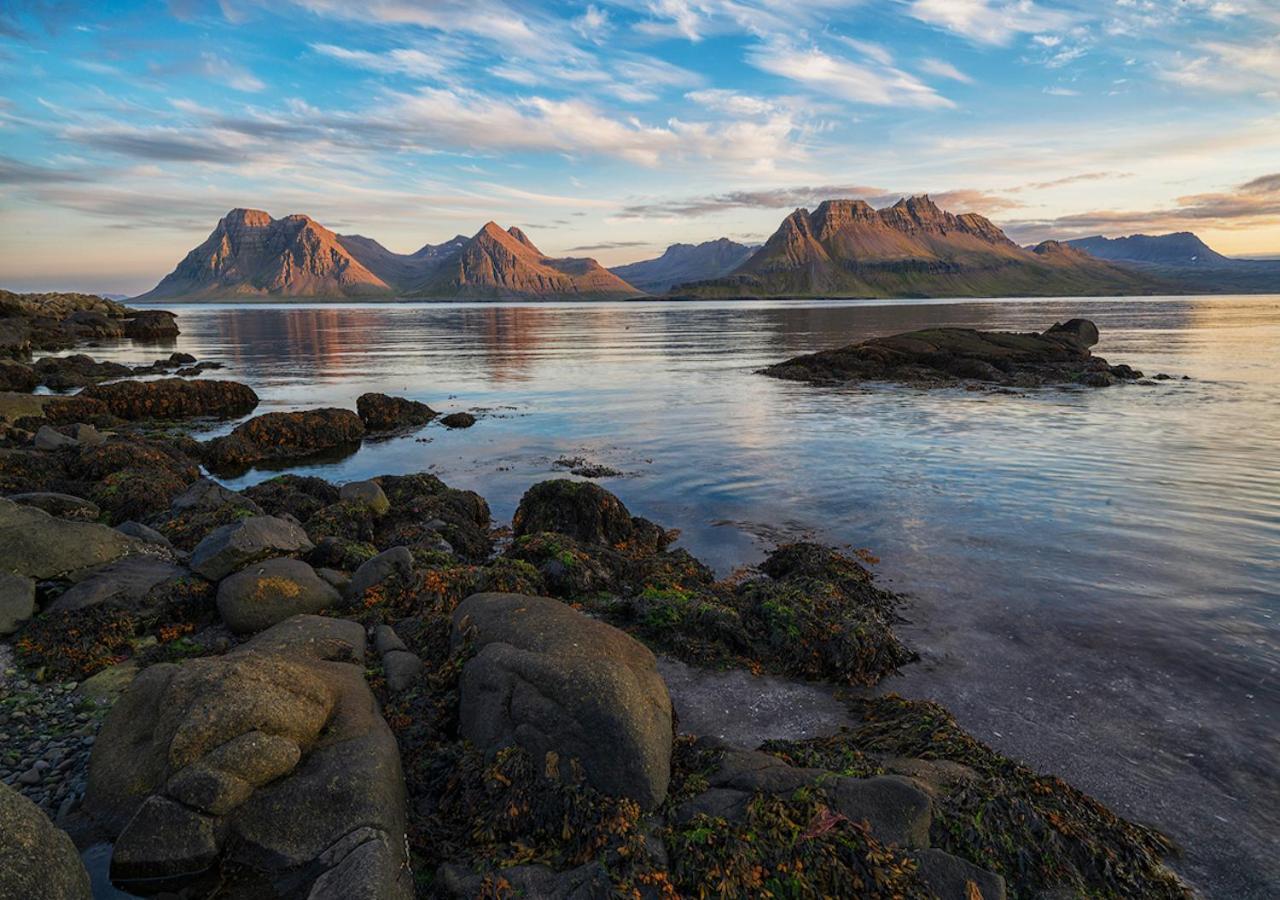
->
[204,408,365,472]
[84,615,409,897]
[356,392,437,431]
[0,496,137,579]
[0,781,92,899]
[46,556,189,616]
[80,378,259,420]
[451,592,673,809]
[217,557,342,634]
[512,479,671,553]
[189,515,313,581]
[123,309,180,340]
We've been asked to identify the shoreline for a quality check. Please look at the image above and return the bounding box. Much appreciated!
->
[0,291,1259,896]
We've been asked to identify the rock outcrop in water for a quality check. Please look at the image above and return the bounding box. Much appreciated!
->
[137,209,645,300]
[673,196,1159,298]
[762,318,1145,388]
[0,290,179,357]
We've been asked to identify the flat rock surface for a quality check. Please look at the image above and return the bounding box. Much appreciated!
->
[657,656,854,748]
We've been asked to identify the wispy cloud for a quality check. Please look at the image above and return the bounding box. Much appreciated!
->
[907,0,1072,46]
[919,58,974,84]
[746,38,955,109]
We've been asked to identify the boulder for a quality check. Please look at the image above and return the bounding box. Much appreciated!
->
[123,309,180,340]
[171,476,264,515]
[7,491,100,521]
[1044,318,1100,348]
[0,571,36,634]
[356,392,437,431]
[33,353,132,390]
[84,615,409,897]
[439,411,476,429]
[189,515,314,581]
[115,520,174,548]
[204,408,366,472]
[0,781,92,899]
[339,479,390,516]
[911,848,1007,900]
[216,557,342,634]
[47,556,189,616]
[451,592,673,809]
[512,479,670,552]
[0,497,136,579]
[34,425,77,450]
[345,546,414,603]
[80,378,259,420]
[0,358,37,392]
[0,391,52,424]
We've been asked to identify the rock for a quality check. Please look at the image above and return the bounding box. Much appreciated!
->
[0,391,53,424]
[512,479,670,552]
[238,614,366,665]
[68,422,106,446]
[33,354,133,390]
[204,408,366,472]
[7,491,101,521]
[170,352,197,364]
[216,557,342,634]
[372,624,406,655]
[123,310,180,340]
[33,425,77,450]
[452,592,673,809]
[0,781,92,899]
[1078,371,1117,387]
[0,359,37,392]
[830,775,933,848]
[382,650,423,692]
[440,411,476,429]
[189,515,314,581]
[356,392,437,431]
[1044,318,1100,348]
[112,795,220,880]
[309,828,409,900]
[346,546,414,603]
[79,378,259,420]
[911,848,1007,900]
[115,520,173,548]
[47,557,189,616]
[75,660,140,705]
[244,474,338,521]
[339,479,390,515]
[171,477,265,515]
[0,571,36,634]
[0,496,136,579]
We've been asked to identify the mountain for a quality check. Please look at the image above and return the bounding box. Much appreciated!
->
[138,210,643,301]
[672,196,1159,298]
[610,238,756,294]
[1065,232,1280,293]
[416,222,643,299]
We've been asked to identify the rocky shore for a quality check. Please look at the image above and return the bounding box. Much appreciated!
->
[0,293,1193,899]
[761,318,1164,389]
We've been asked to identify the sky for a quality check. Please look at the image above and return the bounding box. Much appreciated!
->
[1,0,1279,295]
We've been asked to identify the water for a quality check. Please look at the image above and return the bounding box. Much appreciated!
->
[96,295,1278,896]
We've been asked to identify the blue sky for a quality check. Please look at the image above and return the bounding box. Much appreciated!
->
[2,0,1279,294]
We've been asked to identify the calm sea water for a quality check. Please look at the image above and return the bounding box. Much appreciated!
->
[97,296,1277,896]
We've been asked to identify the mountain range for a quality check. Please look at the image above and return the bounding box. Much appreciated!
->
[609,238,756,294]
[1065,232,1280,293]
[669,196,1156,298]
[138,209,642,301]
[133,200,1275,302]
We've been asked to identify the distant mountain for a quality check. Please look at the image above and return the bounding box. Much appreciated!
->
[610,238,756,294]
[674,196,1157,298]
[1065,232,1280,293]
[138,210,644,301]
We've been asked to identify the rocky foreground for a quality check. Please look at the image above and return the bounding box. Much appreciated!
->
[762,318,1163,389]
[0,294,1193,899]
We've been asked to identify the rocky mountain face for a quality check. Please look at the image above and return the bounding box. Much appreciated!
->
[419,222,643,299]
[139,211,643,301]
[675,196,1157,298]
[610,238,755,294]
[139,209,392,300]
[1066,232,1280,293]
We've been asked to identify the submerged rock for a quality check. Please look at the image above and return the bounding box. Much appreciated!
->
[452,591,674,809]
[357,392,437,431]
[761,319,1144,389]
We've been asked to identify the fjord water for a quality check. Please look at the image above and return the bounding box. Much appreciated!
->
[119,296,1277,896]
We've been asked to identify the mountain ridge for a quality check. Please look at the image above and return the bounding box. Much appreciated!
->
[138,209,643,301]
[610,238,756,294]
[1065,232,1280,293]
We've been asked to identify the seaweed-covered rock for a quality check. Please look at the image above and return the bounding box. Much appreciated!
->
[123,309,180,340]
[189,515,314,581]
[440,411,476,429]
[339,479,389,515]
[80,378,259,420]
[243,474,339,521]
[356,392,437,431]
[346,546,414,604]
[203,408,365,472]
[33,353,132,390]
[0,781,92,899]
[761,319,1142,389]
[452,592,673,809]
[0,358,37,392]
[376,473,492,562]
[512,479,671,553]
[216,557,341,634]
